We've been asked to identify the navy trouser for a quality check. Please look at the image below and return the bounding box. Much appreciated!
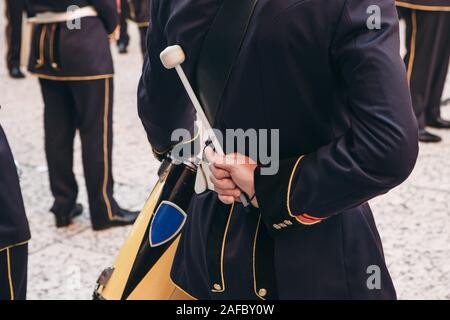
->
[401,9,450,129]
[5,0,25,69]
[0,243,28,300]
[39,78,121,228]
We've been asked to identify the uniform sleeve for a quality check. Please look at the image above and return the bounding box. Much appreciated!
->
[89,0,118,34]
[254,0,419,235]
[137,0,223,155]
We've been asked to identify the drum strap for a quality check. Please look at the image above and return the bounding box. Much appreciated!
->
[195,0,259,125]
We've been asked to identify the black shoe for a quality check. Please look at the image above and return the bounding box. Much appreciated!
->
[93,209,139,231]
[9,67,25,79]
[55,204,84,228]
[427,117,450,129]
[418,129,442,143]
[118,42,128,54]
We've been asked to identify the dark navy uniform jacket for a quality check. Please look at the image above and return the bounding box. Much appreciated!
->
[138,0,419,299]
[396,0,450,10]
[0,125,30,249]
[27,0,118,80]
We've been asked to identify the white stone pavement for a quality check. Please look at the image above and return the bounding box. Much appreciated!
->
[0,9,449,299]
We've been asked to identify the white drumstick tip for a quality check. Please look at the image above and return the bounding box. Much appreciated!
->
[160,45,186,69]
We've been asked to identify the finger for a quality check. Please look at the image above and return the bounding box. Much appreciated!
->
[213,153,242,171]
[213,156,233,170]
[215,187,242,198]
[204,148,230,179]
[209,164,231,179]
[224,153,257,166]
[218,195,235,205]
[205,147,234,169]
[205,147,221,165]
[210,176,236,190]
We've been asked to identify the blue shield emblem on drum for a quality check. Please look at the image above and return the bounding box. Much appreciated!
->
[149,201,187,247]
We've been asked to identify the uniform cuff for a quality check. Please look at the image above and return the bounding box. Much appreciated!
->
[152,146,172,162]
[254,155,324,237]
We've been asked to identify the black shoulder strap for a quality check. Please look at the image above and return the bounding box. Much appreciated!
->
[195,0,259,125]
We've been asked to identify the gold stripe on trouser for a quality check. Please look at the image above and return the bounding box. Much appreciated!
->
[102,78,113,220]
[6,248,14,300]
[35,25,47,68]
[407,10,417,83]
[49,24,58,69]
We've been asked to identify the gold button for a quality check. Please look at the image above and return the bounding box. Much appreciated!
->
[258,288,267,297]
[51,62,59,69]
[284,220,293,226]
[273,224,281,230]
[213,283,222,291]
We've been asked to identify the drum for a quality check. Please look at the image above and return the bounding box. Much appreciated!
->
[93,157,197,300]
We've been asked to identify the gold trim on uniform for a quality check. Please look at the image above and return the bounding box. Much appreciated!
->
[49,24,59,70]
[6,248,14,300]
[395,1,450,11]
[252,215,266,300]
[211,203,235,293]
[286,156,323,226]
[407,11,418,83]
[35,25,47,68]
[287,156,304,219]
[29,72,114,81]
[102,78,114,220]
[0,240,29,253]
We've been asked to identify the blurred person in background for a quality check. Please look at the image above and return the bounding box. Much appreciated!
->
[397,0,450,142]
[26,0,138,231]
[117,0,151,56]
[4,0,27,78]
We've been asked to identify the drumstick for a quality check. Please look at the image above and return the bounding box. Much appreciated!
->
[160,45,250,207]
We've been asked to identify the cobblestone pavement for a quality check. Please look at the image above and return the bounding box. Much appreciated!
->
[0,9,449,299]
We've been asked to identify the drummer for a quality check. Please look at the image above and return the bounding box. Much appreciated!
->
[138,0,418,299]
[4,0,27,78]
